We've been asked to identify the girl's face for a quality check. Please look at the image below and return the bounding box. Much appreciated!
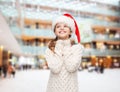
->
[54,22,72,40]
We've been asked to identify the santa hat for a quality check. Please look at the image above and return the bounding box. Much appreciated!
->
[52,13,80,43]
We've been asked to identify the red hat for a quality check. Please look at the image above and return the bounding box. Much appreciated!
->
[52,13,80,43]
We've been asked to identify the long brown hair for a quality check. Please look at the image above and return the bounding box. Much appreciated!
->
[48,37,75,52]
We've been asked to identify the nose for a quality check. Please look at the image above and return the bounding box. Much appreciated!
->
[60,26,64,30]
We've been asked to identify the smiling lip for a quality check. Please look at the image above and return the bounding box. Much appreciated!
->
[59,30,66,34]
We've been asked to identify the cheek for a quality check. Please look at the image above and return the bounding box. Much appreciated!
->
[54,30,59,36]
[66,28,72,34]
[68,30,72,35]
[54,29,58,33]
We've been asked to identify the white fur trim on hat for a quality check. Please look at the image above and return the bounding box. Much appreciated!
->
[52,16,75,33]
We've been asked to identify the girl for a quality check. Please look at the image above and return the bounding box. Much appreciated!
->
[45,13,84,92]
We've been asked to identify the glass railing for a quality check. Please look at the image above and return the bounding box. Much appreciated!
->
[89,19,120,27]
[91,0,120,6]
[80,7,119,17]
[10,26,56,37]
[23,28,55,37]
[83,49,120,56]
[21,45,47,55]
[92,34,120,41]
[0,4,18,17]
[10,26,22,35]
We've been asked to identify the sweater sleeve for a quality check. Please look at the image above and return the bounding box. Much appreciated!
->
[64,44,84,73]
[45,48,63,74]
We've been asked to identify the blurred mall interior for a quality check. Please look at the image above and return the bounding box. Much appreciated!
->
[0,0,120,71]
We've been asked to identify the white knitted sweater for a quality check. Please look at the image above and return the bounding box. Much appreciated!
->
[45,39,83,92]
